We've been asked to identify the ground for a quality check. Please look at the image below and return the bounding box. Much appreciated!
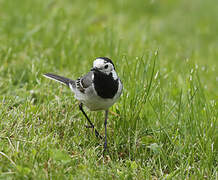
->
[0,0,217,179]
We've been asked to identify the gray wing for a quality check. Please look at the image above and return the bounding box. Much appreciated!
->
[80,71,93,88]
[75,71,93,93]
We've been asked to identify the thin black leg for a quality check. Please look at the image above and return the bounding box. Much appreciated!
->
[79,103,102,139]
[103,110,109,154]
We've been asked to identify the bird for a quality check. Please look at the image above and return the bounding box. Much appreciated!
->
[43,57,123,152]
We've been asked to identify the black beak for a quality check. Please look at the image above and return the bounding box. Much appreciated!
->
[91,67,100,72]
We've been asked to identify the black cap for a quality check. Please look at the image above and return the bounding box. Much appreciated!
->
[96,57,115,69]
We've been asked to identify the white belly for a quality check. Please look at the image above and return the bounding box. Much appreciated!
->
[72,82,122,111]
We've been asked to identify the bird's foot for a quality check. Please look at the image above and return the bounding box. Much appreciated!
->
[85,125,93,128]
[95,129,103,139]
[85,125,103,139]
[103,140,107,155]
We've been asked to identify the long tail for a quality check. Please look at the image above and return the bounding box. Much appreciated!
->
[43,73,75,87]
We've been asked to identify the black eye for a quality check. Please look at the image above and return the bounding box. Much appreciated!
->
[104,65,108,69]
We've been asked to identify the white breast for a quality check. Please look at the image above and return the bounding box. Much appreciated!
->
[70,80,122,111]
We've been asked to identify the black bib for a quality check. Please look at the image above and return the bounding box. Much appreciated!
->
[93,71,119,99]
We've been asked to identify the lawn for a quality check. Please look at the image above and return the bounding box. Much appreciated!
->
[0,0,217,179]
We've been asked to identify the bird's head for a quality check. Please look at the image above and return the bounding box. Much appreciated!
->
[91,57,117,79]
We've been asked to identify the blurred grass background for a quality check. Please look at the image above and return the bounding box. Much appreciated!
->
[0,0,217,179]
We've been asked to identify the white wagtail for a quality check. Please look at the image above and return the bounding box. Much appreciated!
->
[43,57,123,152]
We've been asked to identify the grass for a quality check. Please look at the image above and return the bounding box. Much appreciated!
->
[0,0,217,179]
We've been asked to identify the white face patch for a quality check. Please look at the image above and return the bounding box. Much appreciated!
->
[93,58,105,68]
[111,70,118,80]
[93,58,115,75]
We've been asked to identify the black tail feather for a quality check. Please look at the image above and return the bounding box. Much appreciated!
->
[43,73,74,87]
